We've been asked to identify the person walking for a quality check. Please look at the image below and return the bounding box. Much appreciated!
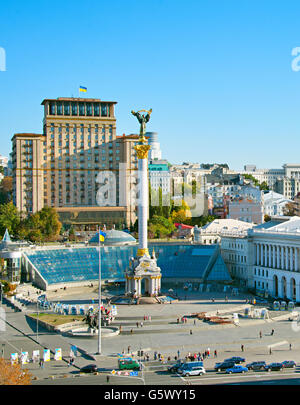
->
[269,347,272,355]
[177,350,180,359]
[106,375,110,384]
[128,346,131,354]
[259,330,262,339]
[289,343,292,351]
[214,350,217,358]
[271,328,274,336]
[241,344,244,352]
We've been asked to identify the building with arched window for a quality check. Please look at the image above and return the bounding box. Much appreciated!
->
[221,216,300,302]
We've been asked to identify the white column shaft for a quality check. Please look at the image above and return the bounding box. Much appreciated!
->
[138,158,148,252]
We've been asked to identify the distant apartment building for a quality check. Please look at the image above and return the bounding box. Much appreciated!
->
[146,132,162,161]
[11,97,140,229]
[228,197,264,224]
[149,159,170,195]
[0,154,9,180]
[241,163,300,191]
[274,177,300,200]
[263,191,292,217]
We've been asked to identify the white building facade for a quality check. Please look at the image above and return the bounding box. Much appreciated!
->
[221,216,300,301]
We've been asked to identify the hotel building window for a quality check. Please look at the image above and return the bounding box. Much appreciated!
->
[57,102,63,115]
[79,102,85,116]
[101,103,108,117]
[94,103,100,116]
[72,102,78,116]
[86,103,92,116]
[50,103,56,115]
[64,102,70,115]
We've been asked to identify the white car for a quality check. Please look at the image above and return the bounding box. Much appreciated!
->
[181,366,206,377]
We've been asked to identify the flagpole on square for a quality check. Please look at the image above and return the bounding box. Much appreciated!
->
[97,228,102,355]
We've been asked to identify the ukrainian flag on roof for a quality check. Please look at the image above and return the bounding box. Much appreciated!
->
[79,86,87,92]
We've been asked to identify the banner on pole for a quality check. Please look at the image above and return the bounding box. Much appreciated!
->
[21,352,29,364]
[32,350,40,363]
[10,353,18,365]
[43,349,50,362]
[54,348,62,361]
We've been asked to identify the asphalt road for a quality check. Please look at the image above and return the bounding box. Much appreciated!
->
[31,367,300,386]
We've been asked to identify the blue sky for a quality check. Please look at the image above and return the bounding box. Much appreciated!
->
[1,0,300,170]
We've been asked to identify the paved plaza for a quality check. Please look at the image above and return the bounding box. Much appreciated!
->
[2,284,300,385]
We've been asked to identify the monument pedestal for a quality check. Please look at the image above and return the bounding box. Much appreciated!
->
[125,252,161,298]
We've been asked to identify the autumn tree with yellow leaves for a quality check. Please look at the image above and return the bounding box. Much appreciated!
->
[0,358,32,385]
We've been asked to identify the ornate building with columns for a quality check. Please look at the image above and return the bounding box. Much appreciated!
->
[221,216,300,301]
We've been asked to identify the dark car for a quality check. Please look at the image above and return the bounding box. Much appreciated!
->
[168,361,184,373]
[246,361,266,371]
[214,361,236,372]
[264,362,283,372]
[225,357,246,364]
[80,364,98,373]
[281,361,296,369]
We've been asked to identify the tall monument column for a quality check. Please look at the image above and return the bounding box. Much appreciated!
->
[135,143,151,257]
[124,109,162,298]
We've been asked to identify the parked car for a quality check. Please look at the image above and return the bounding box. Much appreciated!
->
[264,362,284,372]
[80,364,98,373]
[281,360,296,369]
[177,361,203,374]
[214,361,236,372]
[225,356,246,364]
[225,365,248,374]
[168,361,184,373]
[118,357,141,371]
[181,365,206,377]
[246,361,266,371]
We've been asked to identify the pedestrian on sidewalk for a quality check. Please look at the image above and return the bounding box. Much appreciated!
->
[269,347,272,355]
[271,328,274,336]
[39,358,44,369]
[214,350,217,358]
[128,346,131,353]
[289,343,292,350]
[190,329,193,335]
[136,322,139,328]
[259,331,262,339]
[177,350,180,359]
[106,375,110,384]
[130,329,133,334]
[241,344,244,352]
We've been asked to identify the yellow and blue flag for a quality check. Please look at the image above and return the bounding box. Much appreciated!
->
[79,86,87,93]
[99,230,106,242]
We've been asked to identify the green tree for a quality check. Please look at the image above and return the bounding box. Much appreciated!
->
[148,215,175,239]
[25,206,62,242]
[0,202,21,236]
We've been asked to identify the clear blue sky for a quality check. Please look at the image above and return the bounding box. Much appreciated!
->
[1,0,300,170]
